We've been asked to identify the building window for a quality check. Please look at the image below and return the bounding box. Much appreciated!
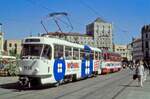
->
[102,26,104,33]
[15,43,17,48]
[108,25,111,33]
[9,43,12,47]
[146,51,149,58]
[145,41,149,48]
[146,33,148,38]
[97,25,99,29]
[96,26,99,34]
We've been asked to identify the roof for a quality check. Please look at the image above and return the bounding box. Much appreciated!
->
[94,17,106,23]
[0,55,16,59]
[142,24,150,33]
[41,32,92,37]
[22,36,101,52]
[132,38,141,43]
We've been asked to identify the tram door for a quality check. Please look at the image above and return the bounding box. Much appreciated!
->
[81,45,93,78]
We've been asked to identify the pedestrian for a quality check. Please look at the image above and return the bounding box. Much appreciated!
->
[143,61,148,82]
[135,60,145,87]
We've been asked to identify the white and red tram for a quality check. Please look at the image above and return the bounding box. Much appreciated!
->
[101,51,122,74]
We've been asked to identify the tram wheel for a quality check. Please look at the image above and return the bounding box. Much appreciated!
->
[54,79,64,87]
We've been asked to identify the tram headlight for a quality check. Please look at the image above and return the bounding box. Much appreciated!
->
[34,67,39,73]
[19,67,22,72]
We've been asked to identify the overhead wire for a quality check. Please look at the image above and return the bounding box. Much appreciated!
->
[79,0,106,21]
[26,0,53,11]
[26,0,74,33]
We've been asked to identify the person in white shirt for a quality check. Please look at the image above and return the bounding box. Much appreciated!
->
[135,60,144,87]
[143,61,148,82]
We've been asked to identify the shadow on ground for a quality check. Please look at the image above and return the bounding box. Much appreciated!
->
[0,82,57,91]
[120,84,139,87]
[0,80,80,92]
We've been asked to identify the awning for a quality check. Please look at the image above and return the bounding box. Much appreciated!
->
[0,55,16,59]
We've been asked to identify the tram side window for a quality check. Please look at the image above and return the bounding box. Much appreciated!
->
[54,45,64,59]
[42,45,51,59]
[95,52,98,60]
[103,53,107,60]
[109,55,112,61]
[73,48,79,60]
[85,50,90,60]
[107,54,110,60]
[91,51,94,59]
[80,49,84,60]
[99,52,102,60]
[65,46,72,60]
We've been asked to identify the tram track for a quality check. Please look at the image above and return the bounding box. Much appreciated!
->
[79,71,132,99]
[0,70,131,99]
[54,70,130,99]
[111,80,133,99]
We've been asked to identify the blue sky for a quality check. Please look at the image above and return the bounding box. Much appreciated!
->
[0,0,150,44]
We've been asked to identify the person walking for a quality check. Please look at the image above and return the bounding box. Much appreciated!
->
[143,61,148,82]
[135,60,145,87]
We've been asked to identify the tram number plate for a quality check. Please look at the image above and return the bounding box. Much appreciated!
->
[24,66,32,70]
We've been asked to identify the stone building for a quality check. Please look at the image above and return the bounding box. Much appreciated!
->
[127,43,133,61]
[113,44,127,59]
[132,38,143,62]
[86,17,113,50]
[4,40,22,56]
[0,23,4,55]
[141,25,150,63]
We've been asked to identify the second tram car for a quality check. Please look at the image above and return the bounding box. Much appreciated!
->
[101,51,122,74]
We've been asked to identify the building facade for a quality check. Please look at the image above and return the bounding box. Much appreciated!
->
[113,44,127,59]
[0,23,3,55]
[132,38,143,62]
[86,17,113,50]
[4,40,22,56]
[127,43,133,61]
[141,25,150,63]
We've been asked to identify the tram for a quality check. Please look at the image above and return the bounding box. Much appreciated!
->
[101,51,122,74]
[18,36,102,87]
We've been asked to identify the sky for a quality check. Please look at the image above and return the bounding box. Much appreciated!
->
[0,0,150,44]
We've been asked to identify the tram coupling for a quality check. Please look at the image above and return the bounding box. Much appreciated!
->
[18,76,31,90]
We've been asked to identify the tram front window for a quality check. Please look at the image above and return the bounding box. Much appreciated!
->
[42,45,51,59]
[21,44,43,58]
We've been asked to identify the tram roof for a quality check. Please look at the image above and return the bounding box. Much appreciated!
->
[23,36,101,52]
